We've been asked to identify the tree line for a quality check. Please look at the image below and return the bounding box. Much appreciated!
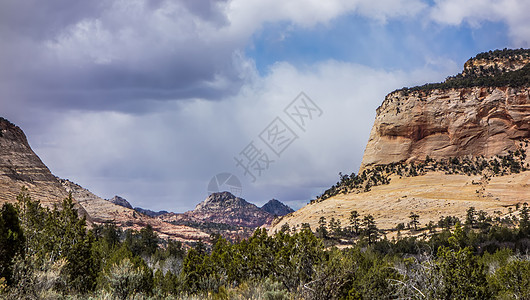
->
[394,48,530,94]
[1,188,530,299]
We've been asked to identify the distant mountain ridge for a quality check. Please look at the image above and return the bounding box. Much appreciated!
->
[194,191,274,227]
[0,116,294,242]
[134,207,169,217]
[158,192,294,228]
[58,178,208,242]
[261,199,294,216]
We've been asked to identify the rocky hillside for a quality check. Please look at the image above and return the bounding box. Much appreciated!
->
[59,179,208,242]
[0,116,286,242]
[159,192,277,228]
[0,118,84,212]
[261,199,294,216]
[361,49,530,170]
[0,117,208,243]
[272,49,530,234]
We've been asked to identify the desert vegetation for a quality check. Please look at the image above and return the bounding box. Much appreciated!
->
[1,188,530,299]
[395,48,530,93]
[473,48,530,60]
[315,144,528,202]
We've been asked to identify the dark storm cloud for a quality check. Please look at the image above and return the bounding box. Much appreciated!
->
[181,0,229,24]
[0,0,243,113]
[5,0,529,214]
[0,1,106,39]
[8,48,244,112]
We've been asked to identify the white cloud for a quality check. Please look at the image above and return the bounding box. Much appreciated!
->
[46,1,227,66]
[31,58,452,211]
[3,0,520,213]
[225,0,427,37]
[430,0,530,46]
[13,0,431,98]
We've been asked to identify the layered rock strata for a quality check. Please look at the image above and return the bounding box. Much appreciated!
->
[360,86,530,169]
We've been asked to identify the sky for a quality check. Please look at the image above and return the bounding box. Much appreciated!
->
[1,0,529,212]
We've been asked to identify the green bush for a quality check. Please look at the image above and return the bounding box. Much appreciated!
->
[491,259,530,299]
[104,258,151,300]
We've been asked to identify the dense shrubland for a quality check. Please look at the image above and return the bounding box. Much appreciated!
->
[1,188,530,299]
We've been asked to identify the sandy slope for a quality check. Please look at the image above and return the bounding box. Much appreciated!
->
[270,171,529,233]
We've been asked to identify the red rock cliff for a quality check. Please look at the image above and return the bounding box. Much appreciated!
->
[361,52,530,170]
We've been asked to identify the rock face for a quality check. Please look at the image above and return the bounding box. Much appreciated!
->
[160,192,276,228]
[361,53,530,170]
[462,51,530,77]
[261,199,294,216]
[192,192,275,227]
[0,117,71,207]
[273,50,530,235]
[108,195,133,209]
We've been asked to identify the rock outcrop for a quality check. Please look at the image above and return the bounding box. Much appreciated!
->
[160,192,276,228]
[261,199,294,216]
[0,117,72,207]
[190,192,275,227]
[272,49,530,235]
[108,195,133,209]
[361,51,530,170]
[462,50,530,77]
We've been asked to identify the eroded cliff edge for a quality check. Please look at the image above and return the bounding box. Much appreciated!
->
[361,49,530,170]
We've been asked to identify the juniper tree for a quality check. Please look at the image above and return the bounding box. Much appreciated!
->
[519,202,530,234]
[349,210,360,235]
[465,207,477,228]
[0,203,25,284]
[361,215,379,245]
[317,217,328,239]
[409,212,420,231]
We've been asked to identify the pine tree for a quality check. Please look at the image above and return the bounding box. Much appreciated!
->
[361,215,379,245]
[52,193,97,293]
[316,216,328,239]
[435,247,490,299]
[349,210,360,235]
[519,202,530,235]
[15,187,48,260]
[409,212,420,231]
[0,203,25,284]
[465,207,477,228]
